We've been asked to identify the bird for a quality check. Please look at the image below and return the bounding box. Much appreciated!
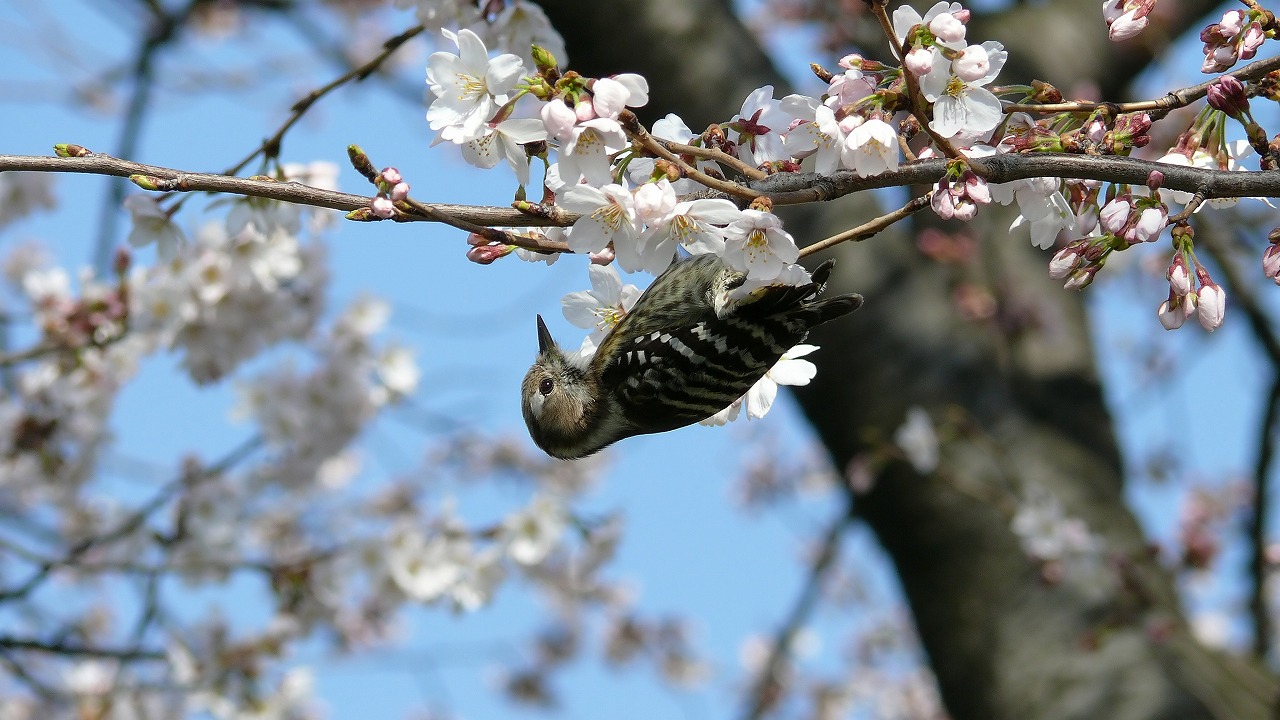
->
[521,254,862,460]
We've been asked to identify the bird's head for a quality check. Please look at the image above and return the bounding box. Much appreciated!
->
[521,315,597,459]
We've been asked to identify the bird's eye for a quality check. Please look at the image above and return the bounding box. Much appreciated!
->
[539,378,554,396]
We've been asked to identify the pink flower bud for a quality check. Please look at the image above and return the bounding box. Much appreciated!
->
[1134,206,1166,243]
[928,13,967,43]
[1049,245,1083,279]
[1219,9,1244,36]
[370,196,395,219]
[1196,283,1225,331]
[931,181,956,220]
[588,247,615,265]
[1146,170,1164,191]
[1210,44,1238,71]
[379,167,402,185]
[541,100,577,143]
[466,241,512,265]
[1157,298,1186,330]
[1263,244,1280,278]
[952,8,971,23]
[965,174,991,205]
[574,100,596,123]
[905,47,935,76]
[1207,75,1249,116]
[1242,23,1266,58]
[1084,120,1106,143]
[1099,198,1131,234]
[591,77,630,120]
[1108,8,1149,40]
[1063,266,1097,290]
[952,45,990,82]
[1167,258,1191,296]
[390,182,410,201]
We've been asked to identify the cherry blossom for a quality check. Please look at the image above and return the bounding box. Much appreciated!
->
[728,86,791,167]
[426,28,526,144]
[559,184,642,257]
[638,198,741,273]
[892,2,970,50]
[781,96,848,175]
[461,117,548,186]
[919,40,1007,139]
[1197,282,1226,331]
[557,117,629,186]
[124,195,186,261]
[843,118,901,176]
[561,264,641,343]
[722,209,801,281]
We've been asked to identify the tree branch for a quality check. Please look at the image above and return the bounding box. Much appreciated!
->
[0,435,263,603]
[739,507,852,720]
[799,193,932,258]
[0,152,571,229]
[1004,54,1280,117]
[0,636,165,661]
[223,23,426,178]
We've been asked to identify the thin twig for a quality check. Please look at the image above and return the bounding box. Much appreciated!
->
[1,152,574,228]
[1167,192,1208,224]
[620,110,765,199]
[0,435,263,603]
[0,636,166,661]
[799,193,933,258]
[223,24,426,177]
[739,509,852,720]
[1003,55,1280,116]
[661,139,768,180]
[399,197,570,253]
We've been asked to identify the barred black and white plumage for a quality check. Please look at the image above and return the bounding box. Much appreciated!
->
[521,255,863,460]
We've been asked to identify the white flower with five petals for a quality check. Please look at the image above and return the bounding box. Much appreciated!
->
[559,184,642,256]
[561,264,641,344]
[461,117,548,187]
[722,209,800,281]
[426,29,526,144]
[557,117,629,187]
[919,41,1007,140]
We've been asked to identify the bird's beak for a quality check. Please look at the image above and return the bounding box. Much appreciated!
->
[536,314,556,353]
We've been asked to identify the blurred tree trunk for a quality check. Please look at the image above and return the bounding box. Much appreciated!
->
[538,0,1279,717]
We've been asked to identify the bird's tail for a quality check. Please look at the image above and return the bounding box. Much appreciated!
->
[805,292,863,326]
[737,259,863,325]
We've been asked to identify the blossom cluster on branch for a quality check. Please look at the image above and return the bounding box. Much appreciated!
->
[393,0,1280,404]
